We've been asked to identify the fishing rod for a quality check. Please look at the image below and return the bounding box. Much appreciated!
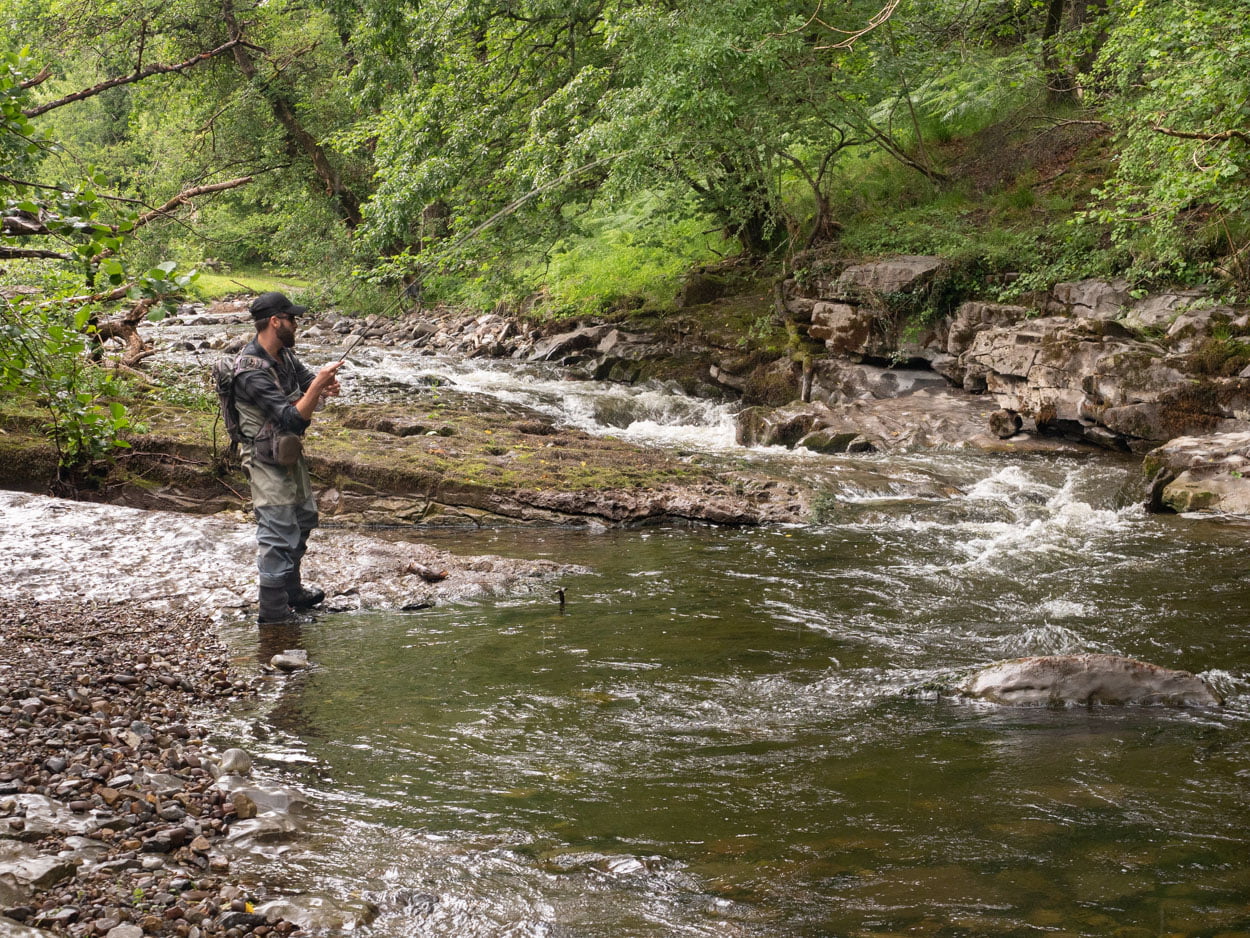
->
[336,330,367,363]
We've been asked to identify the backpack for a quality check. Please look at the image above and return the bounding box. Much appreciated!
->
[212,353,277,453]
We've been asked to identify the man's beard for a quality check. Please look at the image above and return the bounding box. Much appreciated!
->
[278,323,296,348]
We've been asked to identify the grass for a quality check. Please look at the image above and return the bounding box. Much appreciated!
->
[527,194,731,319]
[191,269,314,300]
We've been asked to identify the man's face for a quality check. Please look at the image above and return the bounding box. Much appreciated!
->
[274,314,297,349]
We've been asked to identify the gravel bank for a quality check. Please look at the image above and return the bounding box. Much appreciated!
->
[0,600,307,938]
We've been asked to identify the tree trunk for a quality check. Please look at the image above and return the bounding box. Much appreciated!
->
[1042,0,1077,102]
[221,0,363,228]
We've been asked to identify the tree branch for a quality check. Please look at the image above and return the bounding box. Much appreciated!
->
[22,38,249,118]
[1152,124,1250,146]
[130,176,254,230]
[0,246,73,260]
[18,66,51,90]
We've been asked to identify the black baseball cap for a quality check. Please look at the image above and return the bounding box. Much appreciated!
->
[250,291,309,320]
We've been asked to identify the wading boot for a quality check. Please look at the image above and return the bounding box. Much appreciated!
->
[286,567,325,610]
[258,584,314,625]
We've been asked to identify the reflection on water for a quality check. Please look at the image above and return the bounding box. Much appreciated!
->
[223,456,1250,937]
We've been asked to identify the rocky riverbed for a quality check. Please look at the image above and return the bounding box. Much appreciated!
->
[0,599,290,938]
[0,490,579,938]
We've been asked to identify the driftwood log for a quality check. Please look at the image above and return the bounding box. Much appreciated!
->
[94,297,159,368]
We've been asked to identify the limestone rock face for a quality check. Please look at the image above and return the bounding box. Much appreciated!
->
[1045,278,1132,320]
[809,360,950,405]
[963,654,1221,707]
[1144,431,1250,514]
[945,301,1033,362]
[960,316,1225,446]
[1122,290,1209,332]
[833,255,944,297]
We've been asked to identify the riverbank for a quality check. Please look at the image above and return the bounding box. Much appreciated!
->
[0,490,581,937]
[0,599,283,938]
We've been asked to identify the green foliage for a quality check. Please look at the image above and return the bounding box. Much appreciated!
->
[0,48,201,476]
[535,196,729,317]
[1083,0,1250,290]
[0,297,137,469]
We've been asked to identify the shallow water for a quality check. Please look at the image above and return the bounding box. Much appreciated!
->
[221,455,1250,937]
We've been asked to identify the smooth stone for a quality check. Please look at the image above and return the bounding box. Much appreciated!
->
[217,749,252,776]
[963,654,1222,707]
[254,895,379,931]
[269,650,309,672]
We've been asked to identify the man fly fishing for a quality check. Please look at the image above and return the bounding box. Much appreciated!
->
[220,291,345,625]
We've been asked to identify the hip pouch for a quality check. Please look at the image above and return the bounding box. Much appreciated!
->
[252,423,304,467]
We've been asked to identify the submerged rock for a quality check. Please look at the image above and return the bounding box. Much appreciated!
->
[254,894,379,932]
[962,654,1222,707]
[0,915,59,937]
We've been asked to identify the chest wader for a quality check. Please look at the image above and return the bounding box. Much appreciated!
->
[236,376,323,624]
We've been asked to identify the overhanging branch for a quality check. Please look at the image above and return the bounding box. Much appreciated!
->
[22,38,252,118]
[1152,124,1250,146]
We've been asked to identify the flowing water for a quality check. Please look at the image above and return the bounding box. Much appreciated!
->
[194,345,1250,937]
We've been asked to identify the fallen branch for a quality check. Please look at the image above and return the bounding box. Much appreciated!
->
[95,297,158,367]
[0,245,73,260]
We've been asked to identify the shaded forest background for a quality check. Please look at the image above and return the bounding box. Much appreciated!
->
[2,0,1249,469]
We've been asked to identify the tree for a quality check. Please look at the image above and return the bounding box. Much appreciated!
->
[0,47,221,478]
[1083,0,1250,287]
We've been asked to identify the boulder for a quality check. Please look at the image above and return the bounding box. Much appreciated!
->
[1046,278,1131,320]
[736,402,830,448]
[797,430,875,454]
[528,324,615,362]
[1162,470,1250,513]
[962,654,1221,706]
[1143,431,1250,514]
[833,255,944,297]
[808,301,877,357]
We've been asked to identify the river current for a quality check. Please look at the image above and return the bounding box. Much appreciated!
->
[186,344,1250,937]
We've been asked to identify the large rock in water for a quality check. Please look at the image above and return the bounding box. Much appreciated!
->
[962,654,1221,707]
[1143,430,1250,514]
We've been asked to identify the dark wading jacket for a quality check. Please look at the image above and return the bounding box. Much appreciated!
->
[233,338,316,508]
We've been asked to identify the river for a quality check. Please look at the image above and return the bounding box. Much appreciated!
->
[200,349,1250,938]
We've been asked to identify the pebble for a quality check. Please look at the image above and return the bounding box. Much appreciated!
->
[218,749,253,777]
